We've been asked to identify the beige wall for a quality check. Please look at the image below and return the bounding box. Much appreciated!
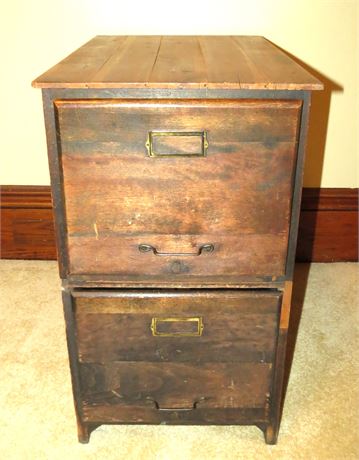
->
[0,0,357,187]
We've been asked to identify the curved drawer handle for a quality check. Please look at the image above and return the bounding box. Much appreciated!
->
[146,397,208,411]
[138,243,214,257]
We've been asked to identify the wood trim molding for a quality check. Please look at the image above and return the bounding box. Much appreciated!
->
[1,185,53,209]
[297,188,358,262]
[1,185,358,262]
[1,186,56,259]
[300,188,358,211]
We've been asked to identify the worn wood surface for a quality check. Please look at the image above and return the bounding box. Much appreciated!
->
[2,186,357,262]
[82,405,267,425]
[284,92,311,277]
[62,289,90,444]
[263,281,293,444]
[55,98,301,279]
[68,289,279,426]
[80,361,272,410]
[30,37,326,444]
[32,36,323,90]
[74,290,280,364]
[66,274,284,289]
[42,90,69,277]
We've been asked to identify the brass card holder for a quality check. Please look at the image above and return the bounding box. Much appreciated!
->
[151,317,204,337]
[145,131,208,157]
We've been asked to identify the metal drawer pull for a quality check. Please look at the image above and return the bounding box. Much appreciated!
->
[151,317,204,337]
[146,131,208,157]
[146,397,208,411]
[138,243,214,256]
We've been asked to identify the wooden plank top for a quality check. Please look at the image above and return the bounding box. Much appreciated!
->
[32,36,323,90]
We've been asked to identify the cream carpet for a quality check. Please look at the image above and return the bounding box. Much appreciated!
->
[0,261,358,460]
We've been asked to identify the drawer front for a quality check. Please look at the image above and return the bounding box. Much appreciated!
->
[72,290,281,416]
[56,99,302,281]
[80,362,272,412]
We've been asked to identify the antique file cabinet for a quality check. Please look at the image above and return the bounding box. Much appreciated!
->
[33,36,323,444]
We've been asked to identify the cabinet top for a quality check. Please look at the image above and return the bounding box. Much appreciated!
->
[32,35,323,91]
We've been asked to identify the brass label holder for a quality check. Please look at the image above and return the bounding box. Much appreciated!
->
[150,317,204,337]
[145,131,208,157]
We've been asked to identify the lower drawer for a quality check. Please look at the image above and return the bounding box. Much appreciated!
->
[70,290,282,422]
[80,361,272,409]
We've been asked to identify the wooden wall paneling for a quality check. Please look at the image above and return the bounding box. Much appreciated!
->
[1,186,56,259]
[297,188,358,262]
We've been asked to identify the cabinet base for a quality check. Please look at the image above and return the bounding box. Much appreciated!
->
[76,419,280,445]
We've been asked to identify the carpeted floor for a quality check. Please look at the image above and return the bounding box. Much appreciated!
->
[0,261,358,460]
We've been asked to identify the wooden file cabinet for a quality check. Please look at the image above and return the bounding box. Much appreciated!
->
[33,36,323,444]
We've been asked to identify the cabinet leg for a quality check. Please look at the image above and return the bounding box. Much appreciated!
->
[256,423,279,445]
[76,420,101,444]
[258,281,293,445]
[77,420,90,443]
[263,424,279,445]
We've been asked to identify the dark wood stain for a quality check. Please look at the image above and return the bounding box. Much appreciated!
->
[1,186,356,262]
[82,405,268,425]
[54,99,301,279]
[79,361,272,410]
[31,36,325,444]
[74,291,281,364]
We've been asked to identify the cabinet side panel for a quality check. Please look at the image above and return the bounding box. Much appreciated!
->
[285,92,311,278]
[42,89,69,277]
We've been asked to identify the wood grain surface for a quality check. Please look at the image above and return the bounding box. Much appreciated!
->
[1,186,357,262]
[1,186,56,259]
[29,36,325,444]
[32,36,323,90]
[79,361,272,410]
[82,405,267,424]
[74,290,281,364]
[70,290,279,420]
[55,98,301,279]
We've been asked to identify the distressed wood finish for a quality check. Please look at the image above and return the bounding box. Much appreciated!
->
[266,281,293,444]
[32,36,323,90]
[2,186,356,262]
[66,290,280,425]
[33,36,323,444]
[79,362,272,410]
[55,98,301,279]
[82,406,267,425]
[74,290,281,364]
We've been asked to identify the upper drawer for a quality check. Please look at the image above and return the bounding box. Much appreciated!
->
[55,99,302,283]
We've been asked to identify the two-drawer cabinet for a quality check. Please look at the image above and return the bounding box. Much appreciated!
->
[33,35,323,444]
